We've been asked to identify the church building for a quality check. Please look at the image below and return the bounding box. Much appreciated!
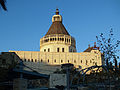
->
[10,9,103,74]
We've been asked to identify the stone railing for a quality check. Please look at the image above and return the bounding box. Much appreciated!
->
[40,34,76,47]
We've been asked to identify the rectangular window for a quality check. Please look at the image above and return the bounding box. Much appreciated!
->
[57,48,59,52]
[62,48,64,52]
[86,60,88,65]
[48,48,50,52]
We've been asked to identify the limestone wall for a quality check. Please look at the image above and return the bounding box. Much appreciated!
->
[9,50,102,74]
[40,34,76,52]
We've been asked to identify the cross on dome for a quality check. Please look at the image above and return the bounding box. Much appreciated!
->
[56,8,59,15]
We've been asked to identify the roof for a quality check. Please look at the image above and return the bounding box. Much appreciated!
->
[84,47,94,52]
[45,21,70,36]
[84,46,99,52]
[84,42,100,52]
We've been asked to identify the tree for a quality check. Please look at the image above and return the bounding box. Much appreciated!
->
[96,29,120,66]
[0,0,7,11]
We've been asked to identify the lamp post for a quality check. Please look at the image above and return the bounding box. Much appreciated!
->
[61,63,74,90]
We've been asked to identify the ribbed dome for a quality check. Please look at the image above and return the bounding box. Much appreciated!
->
[45,21,70,36]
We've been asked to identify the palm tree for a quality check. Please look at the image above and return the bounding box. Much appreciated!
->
[0,0,7,11]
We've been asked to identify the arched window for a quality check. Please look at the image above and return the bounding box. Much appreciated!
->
[67,39,68,42]
[55,38,56,41]
[24,59,26,62]
[61,60,63,63]
[45,39,48,42]
[62,38,64,41]
[44,49,46,52]
[74,60,76,63]
[28,59,30,62]
[62,48,64,52]
[81,60,82,63]
[60,38,62,41]
[41,59,43,62]
[48,59,49,63]
[48,48,50,52]
[31,59,33,62]
[35,59,37,62]
[68,60,69,63]
[95,62,97,66]
[90,60,92,63]
[69,39,70,42]
[54,59,56,62]
[57,48,59,52]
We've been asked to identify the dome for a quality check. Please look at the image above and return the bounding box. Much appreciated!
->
[45,21,70,36]
[45,9,70,36]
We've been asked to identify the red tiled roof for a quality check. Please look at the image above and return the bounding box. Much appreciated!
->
[84,46,99,52]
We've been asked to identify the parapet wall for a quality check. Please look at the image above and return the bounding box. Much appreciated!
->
[10,50,102,73]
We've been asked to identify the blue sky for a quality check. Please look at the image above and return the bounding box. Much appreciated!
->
[0,0,120,54]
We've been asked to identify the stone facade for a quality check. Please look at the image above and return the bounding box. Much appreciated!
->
[40,34,76,52]
[9,48,103,74]
[9,9,103,74]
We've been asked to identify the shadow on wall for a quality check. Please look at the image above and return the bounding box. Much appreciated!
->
[23,58,61,75]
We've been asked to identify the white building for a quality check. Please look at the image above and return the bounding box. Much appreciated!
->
[10,9,103,74]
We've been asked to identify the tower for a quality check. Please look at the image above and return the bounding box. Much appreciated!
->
[40,9,76,52]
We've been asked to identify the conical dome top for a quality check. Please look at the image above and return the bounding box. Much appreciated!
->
[45,9,70,36]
